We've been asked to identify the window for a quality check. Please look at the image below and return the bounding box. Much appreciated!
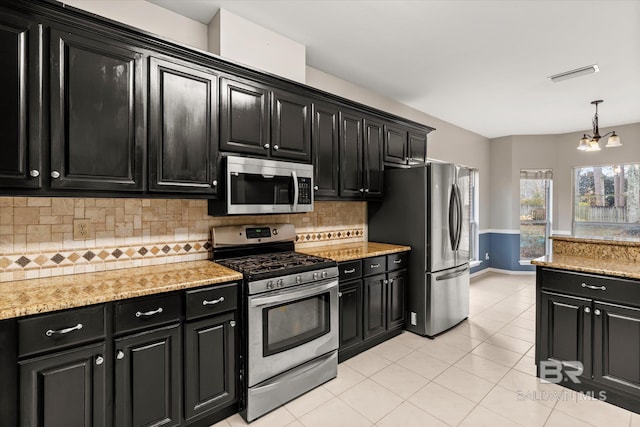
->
[468,168,479,262]
[573,163,640,240]
[520,169,552,260]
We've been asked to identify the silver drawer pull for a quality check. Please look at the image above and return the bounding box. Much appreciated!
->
[46,323,83,337]
[585,307,591,313]
[95,356,104,365]
[393,259,402,264]
[117,351,125,360]
[581,283,606,291]
[594,309,602,316]
[135,307,163,317]
[370,264,380,268]
[203,296,225,306]
[344,268,356,274]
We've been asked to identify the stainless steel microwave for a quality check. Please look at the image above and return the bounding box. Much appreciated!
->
[208,156,314,215]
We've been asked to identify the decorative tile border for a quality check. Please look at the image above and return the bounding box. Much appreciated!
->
[295,228,365,244]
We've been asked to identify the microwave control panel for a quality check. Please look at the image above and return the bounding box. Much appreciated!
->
[297,177,312,204]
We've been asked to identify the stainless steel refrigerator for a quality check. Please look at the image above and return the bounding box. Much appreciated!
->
[368,162,470,337]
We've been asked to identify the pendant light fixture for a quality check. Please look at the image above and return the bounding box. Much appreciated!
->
[577,100,622,151]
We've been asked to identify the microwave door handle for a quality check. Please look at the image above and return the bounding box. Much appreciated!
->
[291,170,299,210]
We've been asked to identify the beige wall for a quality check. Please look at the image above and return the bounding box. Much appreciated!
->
[489,122,640,233]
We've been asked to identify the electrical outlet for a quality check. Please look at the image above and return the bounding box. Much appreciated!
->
[73,219,91,240]
[485,252,490,260]
[410,312,417,326]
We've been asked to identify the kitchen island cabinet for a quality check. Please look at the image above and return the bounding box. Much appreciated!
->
[535,265,640,413]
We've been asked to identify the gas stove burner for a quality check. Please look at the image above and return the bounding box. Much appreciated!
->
[217,251,336,281]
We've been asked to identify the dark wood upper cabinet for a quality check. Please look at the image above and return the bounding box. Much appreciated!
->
[49,27,145,191]
[312,101,339,199]
[271,89,311,162]
[383,124,407,165]
[408,129,428,164]
[339,110,363,198]
[363,117,384,198]
[0,12,42,189]
[149,57,218,194]
[220,78,270,156]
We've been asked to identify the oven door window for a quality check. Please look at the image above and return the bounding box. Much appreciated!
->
[230,172,293,205]
[262,292,330,356]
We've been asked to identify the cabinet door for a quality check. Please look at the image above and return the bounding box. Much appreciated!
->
[0,12,42,189]
[220,78,270,156]
[538,291,591,379]
[149,57,218,194]
[363,117,384,198]
[407,129,427,164]
[49,28,145,191]
[312,101,339,199]
[339,110,363,197]
[115,324,181,427]
[271,89,311,162]
[363,274,387,340]
[593,301,640,395]
[184,312,237,421]
[20,342,107,427]
[383,124,407,165]
[387,270,406,330]
[339,279,363,352]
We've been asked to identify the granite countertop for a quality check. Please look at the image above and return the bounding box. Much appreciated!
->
[298,241,411,262]
[532,254,640,280]
[550,235,640,246]
[0,261,242,320]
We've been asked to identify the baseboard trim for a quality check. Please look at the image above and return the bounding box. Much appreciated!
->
[471,267,535,278]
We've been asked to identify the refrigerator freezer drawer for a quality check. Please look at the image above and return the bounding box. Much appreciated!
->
[425,265,469,336]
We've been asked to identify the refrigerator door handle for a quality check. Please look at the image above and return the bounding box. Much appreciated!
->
[448,185,457,250]
[435,265,470,281]
[455,183,463,250]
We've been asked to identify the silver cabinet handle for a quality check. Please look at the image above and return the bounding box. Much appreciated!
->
[95,356,104,365]
[389,278,394,284]
[393,259,402,264]
[50,170,60,179]
[314,185,319,191]
[364,188,369,193]
[203,296,224,306]
[359,188,364,193]
[383,279,389,284]
[273,144,279,150]
[594,309,601,316]
[230,320,236,327]
[116,351,124,360]
[338,292,343,297]
[585,307,591,313]
[30,169,40,177]
[263,143,270,149]
[135,307,163,317]
[344,268,356,274]
[581,283,606,291]
[46,323,83,337]
[371,264,380,268]
[212,180,218,186]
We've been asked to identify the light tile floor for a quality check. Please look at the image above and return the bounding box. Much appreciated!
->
[213,272,640,426]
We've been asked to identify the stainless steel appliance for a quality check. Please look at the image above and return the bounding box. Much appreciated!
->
[368,163,470,337]
[212,224,338,422]
[208,156,314,215]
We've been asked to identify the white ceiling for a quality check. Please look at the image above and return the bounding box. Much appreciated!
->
[147,0,640,139]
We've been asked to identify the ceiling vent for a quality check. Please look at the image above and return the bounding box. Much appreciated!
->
[548,64,599,82]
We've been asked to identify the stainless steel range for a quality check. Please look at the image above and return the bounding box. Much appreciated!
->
[212,224,339,422]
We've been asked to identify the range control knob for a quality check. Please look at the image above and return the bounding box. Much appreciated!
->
[296,275,302,284]
[322,271,328,279]
[313,272,319,280]
[273,228,278,235]
[277,279,284,288]
[267,281,274,290]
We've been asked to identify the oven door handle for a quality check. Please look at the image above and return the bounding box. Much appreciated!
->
[250,279,337,308]
[291,170,299,211]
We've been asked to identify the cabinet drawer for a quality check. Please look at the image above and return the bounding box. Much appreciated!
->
[363,256,386,277]
[186,282,238,321]
[339,260,362,281]
[114,293,181,335]
[540,268,640,306]
[387,252,407,271]
[18,304,105,358]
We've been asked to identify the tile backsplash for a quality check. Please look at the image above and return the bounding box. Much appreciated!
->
[0,197,366,282]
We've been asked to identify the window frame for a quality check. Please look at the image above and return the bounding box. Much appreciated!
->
[519,169,553,261]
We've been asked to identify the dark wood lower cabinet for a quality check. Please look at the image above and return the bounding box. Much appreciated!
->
[184,312,236,422]
[338,279,363,352]
[387,270,406,330]
[363,274,387,340]
[19,342,107,427]
[115,323,181,427]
